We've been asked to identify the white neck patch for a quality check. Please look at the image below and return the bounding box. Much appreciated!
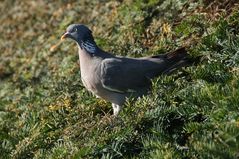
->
[81,41,96,54]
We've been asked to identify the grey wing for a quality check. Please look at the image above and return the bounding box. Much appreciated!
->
[100,58,151,93]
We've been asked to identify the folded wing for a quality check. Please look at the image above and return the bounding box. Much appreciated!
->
[100,57,166,93]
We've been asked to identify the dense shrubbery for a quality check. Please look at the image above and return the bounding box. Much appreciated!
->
[0,0,238,158]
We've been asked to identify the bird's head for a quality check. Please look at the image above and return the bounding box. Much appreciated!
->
[61,24,98,54]
[61,24,93,44]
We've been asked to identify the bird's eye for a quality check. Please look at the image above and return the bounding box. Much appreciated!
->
[74,28,78,32]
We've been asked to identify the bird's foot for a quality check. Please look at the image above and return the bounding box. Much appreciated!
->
[112,103,122,117]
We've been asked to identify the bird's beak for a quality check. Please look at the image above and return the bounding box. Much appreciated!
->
[61,32,71,40]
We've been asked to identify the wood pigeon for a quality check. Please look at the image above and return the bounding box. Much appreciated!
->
[61,24,192,116]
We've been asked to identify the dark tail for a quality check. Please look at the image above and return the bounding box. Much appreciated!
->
[161,47,200,74]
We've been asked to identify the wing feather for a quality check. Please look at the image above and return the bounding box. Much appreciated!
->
[100,57,156,93]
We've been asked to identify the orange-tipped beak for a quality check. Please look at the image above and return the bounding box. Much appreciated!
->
[61,32,70,40]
